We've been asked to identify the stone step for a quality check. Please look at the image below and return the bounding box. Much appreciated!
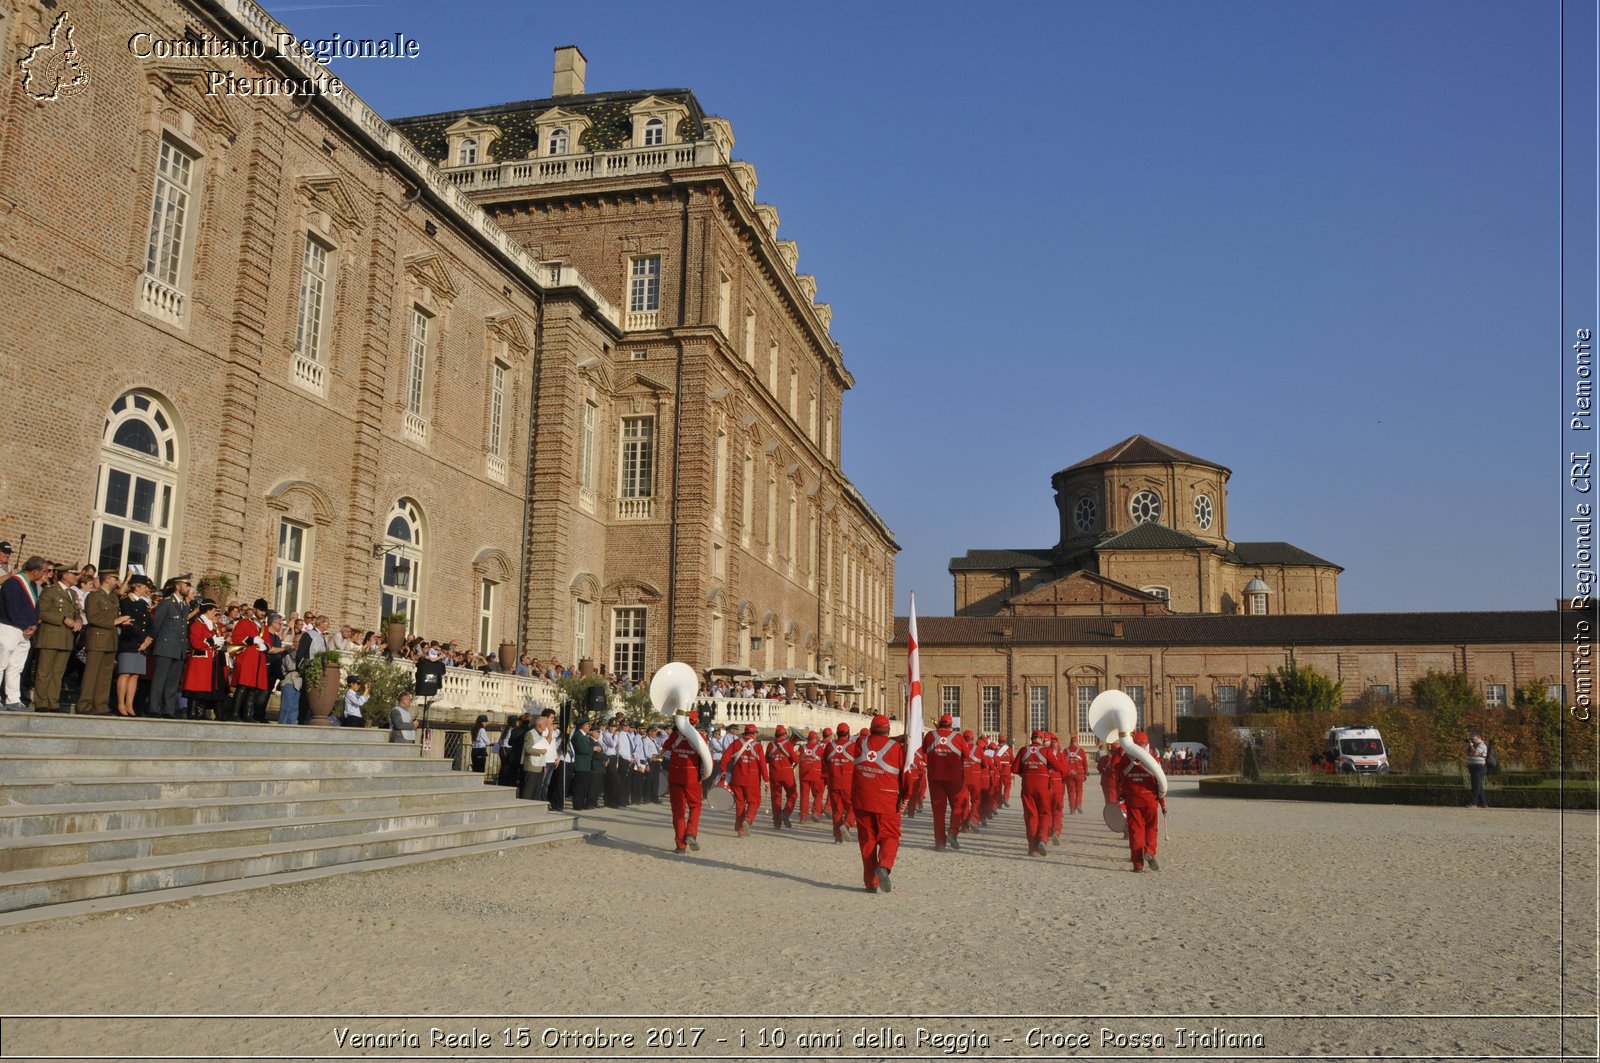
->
[0,732,422,761]
[0,829,597,929]
[0,783,515,838]
[0,753,456,780]
[0,797,550,872]
[0,713,393,745]
[0,770,493,807]
[0,809,577,912]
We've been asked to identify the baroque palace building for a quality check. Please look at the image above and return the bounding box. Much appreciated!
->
[897,436,1568,742]
[0,0,896,705]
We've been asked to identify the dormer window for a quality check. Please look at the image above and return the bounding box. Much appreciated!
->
[628,97,689,149]
[442,118,501,169]
[548,128,569,156]
[459,138,478,165]
[643,117,665,146]
[1243,577,1271,615]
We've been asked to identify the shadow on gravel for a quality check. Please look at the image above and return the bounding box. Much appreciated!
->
[587,831,864,892]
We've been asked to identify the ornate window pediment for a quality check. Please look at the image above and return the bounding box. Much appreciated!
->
[628,96,690,148]
[404,251,458,304]
[296,174,365,235]
[143,62,241,140]
[486,310,532,354]
[533,107,592,156]
[443,117,501,167]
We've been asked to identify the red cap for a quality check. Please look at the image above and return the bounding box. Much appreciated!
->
[938,713,953,726]
[1132,730,1149,746]
[1031,730,1044,740]
[744,723,758,735]
[687,710,699,725]
[1068,735,1079,746]
[774,725,788,736]
[807,730,820,740]
[836,723,851,736]
[870,714,890,734]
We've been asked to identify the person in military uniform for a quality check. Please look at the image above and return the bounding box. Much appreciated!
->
[149,574,192,718]
[32,564,81,712]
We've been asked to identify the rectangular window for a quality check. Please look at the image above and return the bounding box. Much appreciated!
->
[717,272,731,336]
[1126,685,1145,729]
[294,236,332,363]
[824,414,834,461]
[406,308,430,416]
[1174,685,1194,716]
[713,428,728,521]
[767,340,779,393]
[487,361,507,459]
[478,579,497,653]
[574,600,589,663]
[619,417,654,497]
[628,256,661,313]
[743,309,756,363]
[741,450,754,547]
[580,403,597,492]
[612,607,646,682]
[1485,683,1507,708]
[1547,683,1567,705]
[981,685,1002,733]
[788,368,797,416]
[1076,684,1098,734]
[146,138,196,288]
[1217,684,1239,714]
[941,685,961,718]
[1029,686,1050,734]
[1368,683,1391,701]
[273,519,308,616]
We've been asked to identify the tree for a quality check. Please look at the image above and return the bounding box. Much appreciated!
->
[1410,670,1479,754]
[1515,681,1562,771]
[1254,664,1342,712]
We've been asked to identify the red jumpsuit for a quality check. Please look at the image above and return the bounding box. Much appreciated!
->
[662,728,705,851]
[1119,749,1164,870]
[766,735,799,827]
[980,741,1001,822]
[824,736,857,840]
[1046,740,1067,840]
[961,737,985,830]
[1013,742,1054,854]
[997,743,1015,806]
[1063,742,1088,813]
[798,739,826,821]
[1097,747,1122,806]
[921,727,968,848]
[851,732,905,891]
[903,755,926,817]
[719,736,768,834]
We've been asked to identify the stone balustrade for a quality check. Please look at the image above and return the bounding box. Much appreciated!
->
[696,697,902,737]
[339,652,559,718]
[443,142,724,194]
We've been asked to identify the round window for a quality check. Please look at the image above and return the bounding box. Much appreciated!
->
[1130,490,1162,525]
[1073,496,1097,533]
[1194,494,1213,531]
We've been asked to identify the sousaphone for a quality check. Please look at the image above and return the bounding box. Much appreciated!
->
[1087,689,1168,834]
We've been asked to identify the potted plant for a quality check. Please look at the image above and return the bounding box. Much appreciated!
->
[301,649,346,725]
[346,650,416,726]
[381,612,409,653]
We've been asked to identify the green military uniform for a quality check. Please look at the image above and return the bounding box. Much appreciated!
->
[32,582,77,711]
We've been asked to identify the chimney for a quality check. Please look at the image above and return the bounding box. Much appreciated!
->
[552,45,586,97]
[1112,620,1125,638]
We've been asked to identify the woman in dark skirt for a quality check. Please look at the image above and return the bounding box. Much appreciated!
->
[114,576,155,716]
[181,599,226,720]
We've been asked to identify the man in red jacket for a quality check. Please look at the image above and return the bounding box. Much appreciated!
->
[979,736,1001,824]
[1097,744,1122,808]
[823,723,856,842]
[921,715,968,850]
[996,736,1015,808]
[1120,730,1166,872]
[961,732,985,832]
[1013,731,1054,856]
[719,723,768,836]
[1045,734,1067,843]
[1063,736,1088,814]
[766,724,799,828]
[663,711,707,853]
[851,714,906,892]
[225,599,271,723]
[902,744,926,818]
[798,730,826,822]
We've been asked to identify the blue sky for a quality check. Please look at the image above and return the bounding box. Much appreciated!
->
[272,0,1578,616]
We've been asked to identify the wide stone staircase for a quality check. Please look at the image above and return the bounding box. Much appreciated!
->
[0,712,585,925]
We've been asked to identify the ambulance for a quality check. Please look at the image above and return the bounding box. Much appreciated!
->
[1323,726,1390,774]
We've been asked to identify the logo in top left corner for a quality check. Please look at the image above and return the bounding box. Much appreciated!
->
[20,10,90,103]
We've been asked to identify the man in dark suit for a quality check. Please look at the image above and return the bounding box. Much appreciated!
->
[81,571,126,715]
[149,574,191,718]
[571,719,600,809]
[33,564,81,712]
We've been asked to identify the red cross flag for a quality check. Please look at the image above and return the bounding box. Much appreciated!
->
[905,592,925,774]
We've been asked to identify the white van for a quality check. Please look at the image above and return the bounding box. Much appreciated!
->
[1324,726,1390,774]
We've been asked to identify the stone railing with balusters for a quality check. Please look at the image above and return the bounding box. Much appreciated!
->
[695,697,903,737]
[211,0,620,331]
[138,273,186,325]
[338,651,559,720]
[444,142,722,195]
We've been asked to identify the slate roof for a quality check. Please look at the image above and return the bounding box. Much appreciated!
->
[890,611,1562,648]
[948,548,1055,573]
[390,89,709,164]
[1231,541,1340,569]
[1054,434,1230,479]
[1096,523,1215,551]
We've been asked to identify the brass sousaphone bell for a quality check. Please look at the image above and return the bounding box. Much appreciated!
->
[1087,689,1169,833]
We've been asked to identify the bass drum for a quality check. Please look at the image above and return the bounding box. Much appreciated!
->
[1102,801,1127,834]
[655,769,671,799]
[706,783,736,813]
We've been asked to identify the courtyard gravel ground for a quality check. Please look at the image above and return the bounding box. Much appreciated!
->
[2,779,1594,1061]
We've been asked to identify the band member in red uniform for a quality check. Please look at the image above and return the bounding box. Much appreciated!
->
[903,744,927,818]
[181,599,226,718]
[798,730,826,822]
[1063,735,1088,814]
[1097,743,1123,807]
[1045,733,1067,843]
[225,598,270,723]
[719,723,768,836]
[1013,731,1054,856]
[979,736,1001,823]
[766,724,799,828]
[1120,730,1166,871]
[960,731,984,831]
[824,723,857,842]
[851,714,906,892]
[996,736,1015,807]
[664,710,708,853]
[921,714,968,850]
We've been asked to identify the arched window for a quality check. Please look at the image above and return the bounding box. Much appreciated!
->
[92,390,180,581]
[643,117,665,146]
[548,128,569,156]
[380,498,425,631]
[459,137,478,165]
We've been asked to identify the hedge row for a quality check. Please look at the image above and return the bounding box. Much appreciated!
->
[1199,778,1599,809]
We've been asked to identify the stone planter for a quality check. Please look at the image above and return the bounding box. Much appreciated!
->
[579,657,594,677]
[384,621,407,652]
[305,662,342,726]
[499,641,517,673]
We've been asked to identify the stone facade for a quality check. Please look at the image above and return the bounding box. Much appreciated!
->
[0,0,896,705]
